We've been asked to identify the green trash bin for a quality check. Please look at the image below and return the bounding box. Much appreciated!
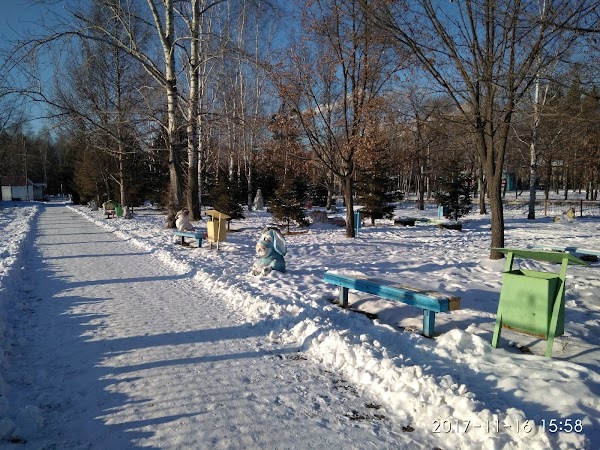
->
[115,204,124,218]
[497,269,562,337]
[491,248,587,357]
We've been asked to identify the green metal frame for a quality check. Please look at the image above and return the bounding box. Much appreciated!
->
[491,248,586,357]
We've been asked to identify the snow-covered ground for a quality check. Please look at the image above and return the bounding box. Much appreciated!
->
[0,198,599,449]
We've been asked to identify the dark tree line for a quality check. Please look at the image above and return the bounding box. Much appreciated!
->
[0,0,597,256]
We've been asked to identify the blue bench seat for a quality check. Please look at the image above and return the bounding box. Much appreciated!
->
[323,271,460,337]
[174,230,203,247]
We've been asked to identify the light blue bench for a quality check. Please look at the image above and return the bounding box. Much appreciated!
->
[174,230,204,247]
[531,245,600,259]
[323,272,460,337]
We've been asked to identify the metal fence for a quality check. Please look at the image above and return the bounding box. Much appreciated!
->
[502,199,600,217]
[401,199,600,217]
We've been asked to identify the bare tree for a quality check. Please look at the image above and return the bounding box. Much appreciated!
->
[4,0,185,224]
[45,2,153,208]
[145,0,183,225]
[393,88,452,210]
[237,0,278,211]
[511,72,562,216]
[278,0,399,237]
[362,0,596,258]
[178,0,205,220]
[77,0,232,225]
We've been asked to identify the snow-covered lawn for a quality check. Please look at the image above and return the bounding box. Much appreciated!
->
[1,200,599,449]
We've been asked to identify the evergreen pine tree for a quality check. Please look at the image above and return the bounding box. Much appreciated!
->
[210,170,244,224]
[270,177,308,233]
[355,147,395,226]
[434,163,474,222]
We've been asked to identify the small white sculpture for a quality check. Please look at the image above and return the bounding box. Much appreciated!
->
[253,188,265,211]
[122,205,133,219]
[175,209,195,231]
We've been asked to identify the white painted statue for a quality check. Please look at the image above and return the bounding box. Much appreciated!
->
[253,188,265,211]
[122,205,133,219]
[175,209,195,231]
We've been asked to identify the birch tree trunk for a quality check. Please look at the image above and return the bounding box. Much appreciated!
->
[528,73,541,219]
[186,0,201,220]
[147,0,184,227]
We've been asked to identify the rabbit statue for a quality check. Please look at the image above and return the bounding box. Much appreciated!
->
[251,227,287,276]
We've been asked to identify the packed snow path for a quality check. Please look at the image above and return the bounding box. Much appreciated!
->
[5,204,427,449]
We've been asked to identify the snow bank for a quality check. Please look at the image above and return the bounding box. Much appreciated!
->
[0,204,39,439]
[5,202,597,449]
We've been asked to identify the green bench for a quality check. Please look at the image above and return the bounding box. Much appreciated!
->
[323,271,460,337]
[174,230,204,247]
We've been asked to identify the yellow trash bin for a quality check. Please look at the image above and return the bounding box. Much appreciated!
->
[205,210,230,249]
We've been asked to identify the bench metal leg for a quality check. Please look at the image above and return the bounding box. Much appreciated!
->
[423,310,435,337]
[338,287,349,307]
[491,311,503,348]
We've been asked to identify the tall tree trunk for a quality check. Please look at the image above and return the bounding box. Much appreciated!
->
[342,176,355,238]
[528,72,541,220]
[119,151,126,206]
[198,119,205,212]
[563,166,568,199]
[477,101,508,259]
[325,170,335,210]
[545,159,552,200]
[115,35,127,208]
[104,176,111,201]
[187,0,201,220]
[488,173,505,255]
[149,0,183,227]
[479,169,487,214]
[418,169,425,210]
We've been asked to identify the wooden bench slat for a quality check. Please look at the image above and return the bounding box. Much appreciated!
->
[323,271,460,337]
[173,230,203,247]
[323,273,458,312]
[174,231,203,238]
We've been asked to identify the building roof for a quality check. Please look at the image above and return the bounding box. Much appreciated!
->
[1,176,34,186]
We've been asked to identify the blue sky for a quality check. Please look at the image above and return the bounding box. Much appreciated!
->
[1,1,65,134]
[0,0,47,40]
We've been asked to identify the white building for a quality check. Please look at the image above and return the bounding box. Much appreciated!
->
[1,176,46,201]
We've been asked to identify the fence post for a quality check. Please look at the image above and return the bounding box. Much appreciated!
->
[580,199,583,218]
